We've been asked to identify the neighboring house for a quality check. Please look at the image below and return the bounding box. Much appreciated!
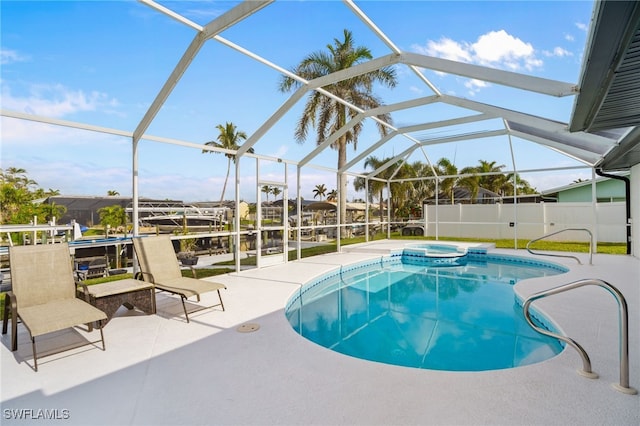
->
[42,196,138,226]
[424,187,502,205]
[541,172,629,203]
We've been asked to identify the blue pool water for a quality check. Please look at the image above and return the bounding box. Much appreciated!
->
[285,251,568,371]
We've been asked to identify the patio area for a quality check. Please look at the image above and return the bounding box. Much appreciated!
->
[1,242,638,425]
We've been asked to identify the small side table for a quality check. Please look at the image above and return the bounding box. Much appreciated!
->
[82,279,156,326]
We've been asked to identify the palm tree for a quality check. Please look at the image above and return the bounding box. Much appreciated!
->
[458,165,480,203]
[312,184,327,201]
[271,186,282,201]
[436,158,459,204]
[32,187,60,199]
[389,162,416,218]
[502,173,537,196]
[475,160,506,195]
[261,185,273,203]
[107,190,120,196]
[203,122,253,205]
[39,201,67,222]
[326,189,338,202]
[1,168,63,224]
[279,29,397,234]
[410,160,437,202]
[353,155,387,222]
[98,205,127,236]
[1,167,37,189]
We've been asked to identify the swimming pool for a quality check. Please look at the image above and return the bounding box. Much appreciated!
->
[285,249,568,371]
[405,242,467,257]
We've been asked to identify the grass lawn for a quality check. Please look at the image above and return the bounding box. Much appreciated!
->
[400,235,626,255]
[216,232,626,267]
[0,236,625,317]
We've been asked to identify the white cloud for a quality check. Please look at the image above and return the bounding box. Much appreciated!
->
[1,81,125,148]
[418,37,472,62]
[2,82,118,118]
[183,7,226,21]
[471,30,539,71]
[0,48,29,65]
[543,47,573,58]
[464,79,489,97]
[575,22,588,32]
[564,33,575,42]
[1,116,68,144]
[416,30,541,71]
[270,144,289,159]
[412,29,543,93]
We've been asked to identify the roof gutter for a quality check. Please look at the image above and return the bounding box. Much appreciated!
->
[595,168,631,254]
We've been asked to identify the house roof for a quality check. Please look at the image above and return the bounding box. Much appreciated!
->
[570,0,640,170]
[540,170,630,195]
[570,1,640,133]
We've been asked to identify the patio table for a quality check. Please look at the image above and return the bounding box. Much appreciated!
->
[81,279,156,326]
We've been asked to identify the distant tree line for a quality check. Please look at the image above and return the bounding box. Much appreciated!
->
[353,157,537,220]
[1,167,127,234]
[0,167,65,225]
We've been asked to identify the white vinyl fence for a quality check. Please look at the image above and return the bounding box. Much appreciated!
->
[424,202,627,243]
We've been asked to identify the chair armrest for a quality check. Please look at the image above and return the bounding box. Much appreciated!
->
[189,266,198,279]
[135,271,156,283]
[76,283,91,303]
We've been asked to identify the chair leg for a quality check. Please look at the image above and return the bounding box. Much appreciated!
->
[11,315,17,351]
[32,336,38,372]
[27,326,104,372]
[150,288,157,314]
[2,295,9,335]
[217,289,225,312]
[181,296,190,323]
[99,326,106,351]
[3,294,18,351]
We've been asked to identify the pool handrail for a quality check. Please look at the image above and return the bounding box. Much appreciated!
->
[526,228,593,265]
[522,278,637,395]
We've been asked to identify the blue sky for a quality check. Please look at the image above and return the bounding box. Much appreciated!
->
[1,0,595,203]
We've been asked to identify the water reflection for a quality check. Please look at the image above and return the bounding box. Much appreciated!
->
[287,259,564,371]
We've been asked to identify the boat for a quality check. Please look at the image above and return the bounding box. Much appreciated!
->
[139,213,225,230]
[130,203,228,232]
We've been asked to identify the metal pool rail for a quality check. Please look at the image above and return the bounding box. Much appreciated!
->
[526,228,593,265]
[523,278,637,395]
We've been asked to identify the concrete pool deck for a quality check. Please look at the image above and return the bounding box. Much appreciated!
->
[1,241,638,425]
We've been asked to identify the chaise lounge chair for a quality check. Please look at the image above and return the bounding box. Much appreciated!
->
[132,235,226,322]
[2,243,107,371]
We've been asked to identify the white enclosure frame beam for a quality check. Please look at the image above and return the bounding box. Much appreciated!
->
[368,130,508,179]
[441,96,613,154]
[134,1,271,144]
[344,0,442,96]
[401,53,578,97]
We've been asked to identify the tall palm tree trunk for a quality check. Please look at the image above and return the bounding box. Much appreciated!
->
[220,157,231,205]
